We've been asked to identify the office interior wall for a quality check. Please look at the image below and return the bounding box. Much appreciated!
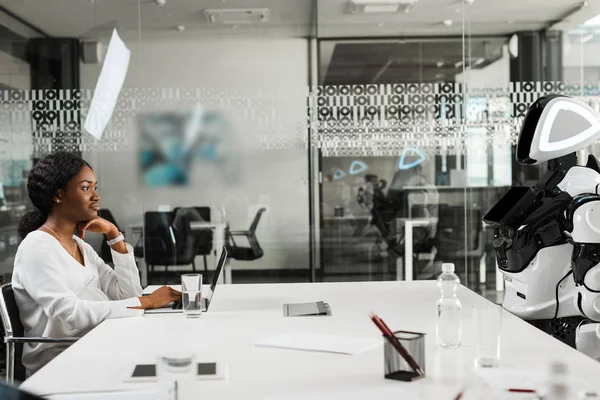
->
[80,37,310,271]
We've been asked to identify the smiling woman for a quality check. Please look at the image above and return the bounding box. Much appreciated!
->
[11,151,181,376]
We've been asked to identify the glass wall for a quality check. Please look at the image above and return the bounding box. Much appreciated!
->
[0,0,594,301]
[315,38,510,295]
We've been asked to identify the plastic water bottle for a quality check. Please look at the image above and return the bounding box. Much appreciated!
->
[436,263,462,349]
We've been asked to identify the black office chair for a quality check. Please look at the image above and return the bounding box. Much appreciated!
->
[173,207,212,271]
[431,204,484,284]
[0,283,79,385]
[226,208,266,261]
[144,211,200,284]
[97,209,120,264]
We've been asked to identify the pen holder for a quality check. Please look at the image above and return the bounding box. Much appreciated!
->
[384,330,425,382]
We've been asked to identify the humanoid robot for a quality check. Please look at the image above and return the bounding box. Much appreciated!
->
[484,94,600,360]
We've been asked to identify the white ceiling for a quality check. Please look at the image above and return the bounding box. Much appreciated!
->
[0,0,594,39]
[318,0,590,37]
[0,0,315,39]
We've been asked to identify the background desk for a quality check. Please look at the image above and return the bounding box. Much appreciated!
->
[21,282,600,399]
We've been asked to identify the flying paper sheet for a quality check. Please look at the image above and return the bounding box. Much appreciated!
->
[83,29,130,140]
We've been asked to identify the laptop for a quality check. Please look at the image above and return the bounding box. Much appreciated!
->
[144,247,228,314]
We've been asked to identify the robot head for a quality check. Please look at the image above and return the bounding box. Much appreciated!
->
[516,94,600,165]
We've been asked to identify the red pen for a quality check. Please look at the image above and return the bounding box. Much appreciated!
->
[507,388,536,393]
[369,313,425,376]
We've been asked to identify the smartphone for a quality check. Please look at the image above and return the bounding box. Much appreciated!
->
[124,362,227,382]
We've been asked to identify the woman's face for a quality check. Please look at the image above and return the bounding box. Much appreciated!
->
[57,165,100,222]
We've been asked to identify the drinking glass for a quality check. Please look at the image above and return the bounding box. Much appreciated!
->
[181,274,202,318]
[156,353,196,400]
[473,304,502,368]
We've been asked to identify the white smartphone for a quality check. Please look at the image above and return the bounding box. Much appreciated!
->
[123,362,227,382]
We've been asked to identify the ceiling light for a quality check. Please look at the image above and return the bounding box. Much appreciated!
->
[464,0,475,4]
[175,25,185,32]
[155,0,166,5]
[204,8,270,24]
[443,19,453,27]
[474,58,485,66]
[436,60,444,68]
[455,60,463,68]
[348,0,418,14]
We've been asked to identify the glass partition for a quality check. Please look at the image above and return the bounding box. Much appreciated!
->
[0,0,595,299]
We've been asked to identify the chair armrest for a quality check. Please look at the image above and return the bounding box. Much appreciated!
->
[229,231,250,236]
[5,337,80,344]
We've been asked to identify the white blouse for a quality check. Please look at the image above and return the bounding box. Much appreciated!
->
[12,231,144,375]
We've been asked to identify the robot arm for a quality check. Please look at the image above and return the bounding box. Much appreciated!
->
[564,195,600,321]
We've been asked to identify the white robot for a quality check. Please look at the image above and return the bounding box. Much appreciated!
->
[484,94,600,360]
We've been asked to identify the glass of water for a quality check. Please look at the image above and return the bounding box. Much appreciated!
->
[157,353,196,380]
[156,353,196,400]
[473,304,502,368]
[181,273,202,318]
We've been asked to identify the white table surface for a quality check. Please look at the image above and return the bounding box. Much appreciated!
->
[21,282,600,399]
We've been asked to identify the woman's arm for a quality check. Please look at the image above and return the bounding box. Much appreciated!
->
[79,218,142,300]
[19,239,143,332]
[91,241,143,300]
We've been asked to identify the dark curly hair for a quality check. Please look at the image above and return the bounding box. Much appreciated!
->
[18,152,92,239]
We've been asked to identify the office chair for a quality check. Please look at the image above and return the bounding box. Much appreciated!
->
[172,207,212,271]
[430,204,484,284]
[0,283,79,385]
[226,208,266,262]
[144,211,200,284]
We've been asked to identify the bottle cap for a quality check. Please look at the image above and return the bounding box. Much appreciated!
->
[442,263,455,274]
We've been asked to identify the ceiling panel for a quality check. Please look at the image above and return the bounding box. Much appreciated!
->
[0,0,594,39]
[323,38,505,84]
[0,0,314,38]
[317,0,589,37]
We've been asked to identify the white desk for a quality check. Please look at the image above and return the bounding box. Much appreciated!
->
[21,282,600,399]
[128,222,229,286]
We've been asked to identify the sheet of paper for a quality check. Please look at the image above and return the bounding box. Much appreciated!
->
[473,366,589,394]
[83,28,130,140]
[261,384,462,400]
[254,332,380,355]
[47,389,160,400]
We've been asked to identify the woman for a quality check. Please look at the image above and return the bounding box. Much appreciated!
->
[12,152,181,375]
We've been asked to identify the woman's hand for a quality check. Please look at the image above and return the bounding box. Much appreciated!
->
[78,217,118,239]
[135,286,182,310]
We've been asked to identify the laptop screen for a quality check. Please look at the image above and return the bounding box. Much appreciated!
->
[206,246,227,310]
